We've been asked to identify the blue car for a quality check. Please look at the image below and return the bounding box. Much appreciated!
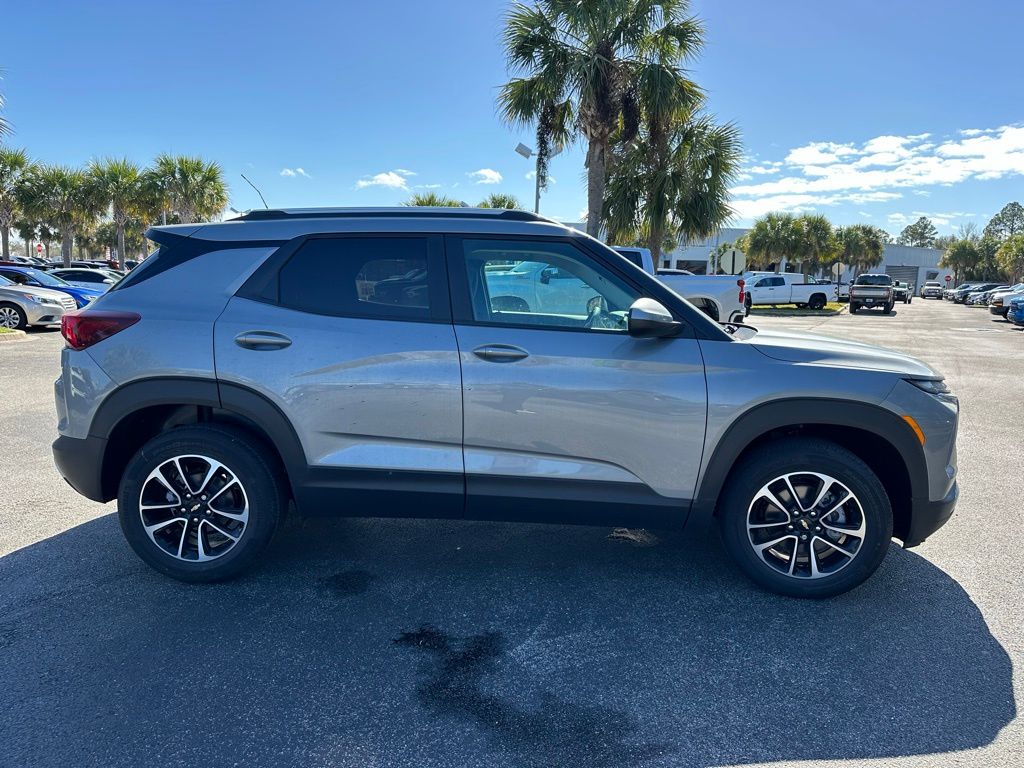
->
[0,265,105,308]
[1008,295,1024,327]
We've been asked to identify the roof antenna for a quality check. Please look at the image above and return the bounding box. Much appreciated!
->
[240,173,269,209]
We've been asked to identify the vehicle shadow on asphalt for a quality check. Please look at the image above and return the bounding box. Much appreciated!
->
[1,512,1014,767]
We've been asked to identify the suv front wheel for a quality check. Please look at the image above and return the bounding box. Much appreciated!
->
[718,438,892,598]
[118,424,287,582]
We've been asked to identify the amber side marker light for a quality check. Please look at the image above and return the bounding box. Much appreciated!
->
[902,415,926,446]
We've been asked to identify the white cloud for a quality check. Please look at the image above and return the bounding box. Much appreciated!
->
[731,124,1024,220]
[393,169,416,177]
[280,167,311,178]
[415,183,442,189]
[468,168,503,185]
[355,170,413,190]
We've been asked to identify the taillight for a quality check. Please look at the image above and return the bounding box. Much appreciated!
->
[61,310,141,350]
[737,278,745,304]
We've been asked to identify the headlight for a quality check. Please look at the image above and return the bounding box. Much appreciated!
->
[39,297,62,306]
[907,378,958,406]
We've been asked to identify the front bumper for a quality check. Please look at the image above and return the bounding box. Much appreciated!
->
[904,482,958,547]
[989,304,1009,316]
[52,433,109,502]
[27,301,72,326]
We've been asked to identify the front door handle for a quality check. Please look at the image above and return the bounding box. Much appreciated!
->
[234,331,292,350]
[472,344,529,362]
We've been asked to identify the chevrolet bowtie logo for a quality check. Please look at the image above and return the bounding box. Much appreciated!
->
[800,519,811,530]
[190,503,202,513]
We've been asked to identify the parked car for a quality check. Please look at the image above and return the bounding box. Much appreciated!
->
[813,278,848,301]
[967,285,1009,306]
[892,281,913,304]
[49,267,121,290]
[945,282,978,301]
[987,284,1024,318]
[849,274,895,314]
[1007,295,1024,327]
[920,281,944,299]
[953,282,1000,304]
[53,207,959,598]
[743,272,832,310]
[611,246,747,323]
[0,273,78,329]
[0,266,105,308]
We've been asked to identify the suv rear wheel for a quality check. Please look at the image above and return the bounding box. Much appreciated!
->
[117,424,287,582]
[717,438,892,598]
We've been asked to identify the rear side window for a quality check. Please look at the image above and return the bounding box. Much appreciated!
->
[278,237,432,320]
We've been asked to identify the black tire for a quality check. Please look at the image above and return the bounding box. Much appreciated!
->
[808,293,827,310]
[744,296,752,311]
[717,438,893,598]
[118,424,288,582]
[850,303,859,314]
[0,302,28,331]
[884,302,895,314]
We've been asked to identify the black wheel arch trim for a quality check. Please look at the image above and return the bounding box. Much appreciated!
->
[689,398,927,529]
[84,377,309,502]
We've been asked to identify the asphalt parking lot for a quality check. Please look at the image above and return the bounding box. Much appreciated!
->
[1,298,1021,768]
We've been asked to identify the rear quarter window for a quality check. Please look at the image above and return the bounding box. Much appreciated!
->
[277,236,433,321]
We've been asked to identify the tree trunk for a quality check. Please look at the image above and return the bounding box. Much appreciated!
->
[585,140,606,240]
[61,225,73,268]
[646,220,664,267]
[0,226,8,260]
[117,224,126,270]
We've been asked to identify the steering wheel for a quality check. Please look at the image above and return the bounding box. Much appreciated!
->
[584,296,625,330]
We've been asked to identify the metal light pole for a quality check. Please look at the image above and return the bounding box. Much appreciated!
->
[515,142,561,213]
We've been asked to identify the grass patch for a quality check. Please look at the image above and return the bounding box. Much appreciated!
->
[748,302,845,316]
[0,327,14,334]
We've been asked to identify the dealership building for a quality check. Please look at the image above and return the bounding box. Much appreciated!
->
[659,227,952,288]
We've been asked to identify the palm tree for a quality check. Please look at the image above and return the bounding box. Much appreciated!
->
[742,212,799,270]
[144,154,228,224]
[794,214,836,275]
[0,147,29,259]
[499,0,704,238]
[478,193,523,209]
[605,116,740,263]
[402,192,466,207]
[19,165,102,267]
[836,224,885,275]
[89,158,143,269]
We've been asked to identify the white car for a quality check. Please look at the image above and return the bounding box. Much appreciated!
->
[0,274,78,329]
[49,268,120,290]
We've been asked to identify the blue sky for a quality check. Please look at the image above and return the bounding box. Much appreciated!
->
[4,0,1023,234]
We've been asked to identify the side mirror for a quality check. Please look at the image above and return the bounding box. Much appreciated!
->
[628,298,682,338]
[539,267,555,284]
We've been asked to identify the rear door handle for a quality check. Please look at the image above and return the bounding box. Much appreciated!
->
[234,331,292,350]
[472,344,529,362]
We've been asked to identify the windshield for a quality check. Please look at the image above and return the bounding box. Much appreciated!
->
[925,282,941,287]
[0,275,12,286]
[23,269,70,287]
[854,275,892,286]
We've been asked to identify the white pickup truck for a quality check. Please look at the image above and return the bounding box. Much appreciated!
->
[612,247,747,323]
[742,271,834,311]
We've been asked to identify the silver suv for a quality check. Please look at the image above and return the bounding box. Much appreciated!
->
[52,208,959,597]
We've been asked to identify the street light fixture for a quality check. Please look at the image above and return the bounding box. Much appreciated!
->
[515,142,562,214]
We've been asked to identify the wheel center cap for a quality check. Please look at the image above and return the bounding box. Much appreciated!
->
[796,517,813,531]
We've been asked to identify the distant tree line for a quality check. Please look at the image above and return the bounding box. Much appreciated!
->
[0,148,227,268]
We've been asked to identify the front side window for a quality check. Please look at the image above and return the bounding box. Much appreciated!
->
[278,237,432,320]
[459,238,639,332]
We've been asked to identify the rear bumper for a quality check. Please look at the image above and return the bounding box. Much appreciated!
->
[989,305,1008,316]
[904,482,958,548]
[52,433,108,502]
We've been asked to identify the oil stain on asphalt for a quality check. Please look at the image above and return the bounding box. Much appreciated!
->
[394,625,670,767]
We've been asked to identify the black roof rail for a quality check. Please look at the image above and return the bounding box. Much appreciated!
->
[233,207,551,223]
